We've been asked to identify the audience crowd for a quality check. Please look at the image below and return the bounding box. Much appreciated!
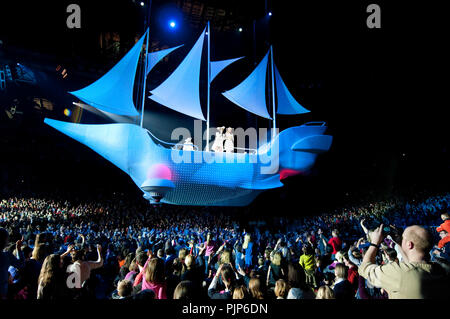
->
[0,191,449,300]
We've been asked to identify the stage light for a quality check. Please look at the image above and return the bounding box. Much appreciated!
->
[268,12,272,16]
[238,27,242,32]
[169,21,176,28]
[140,2,144,6]
[63,108,71,117]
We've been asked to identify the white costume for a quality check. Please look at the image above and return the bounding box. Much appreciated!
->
[211,127,225,152]
[224,128,234,153]
[182,138,194,151]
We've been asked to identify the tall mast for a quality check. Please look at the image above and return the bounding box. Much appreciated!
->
[140,0,152,128]
[206,21,211,151]
[253,19,258,143]
[270,45,276,141]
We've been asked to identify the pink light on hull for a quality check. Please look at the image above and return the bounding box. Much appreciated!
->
[279,169,301,180]
[147,164,172,181]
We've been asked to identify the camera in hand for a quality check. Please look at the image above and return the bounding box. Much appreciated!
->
[365,219,403,244]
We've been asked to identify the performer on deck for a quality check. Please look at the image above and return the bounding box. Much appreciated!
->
[224,127,234,153]
[183,137,194,151]
[211,126,225,152]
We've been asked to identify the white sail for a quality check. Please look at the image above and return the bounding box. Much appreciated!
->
[274,65,310,115]
[146,45,184,76]
[210,57,244,82]
[69,30,148,116]
[148,27,207,121]
[222,49,272,119]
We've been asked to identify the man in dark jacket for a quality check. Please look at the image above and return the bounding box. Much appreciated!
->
[164,246,176,275]
[208,264,234,299]
[333,263,354,299]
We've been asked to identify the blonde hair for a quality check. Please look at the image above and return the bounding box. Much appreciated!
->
[242,234,251,250]
[316,285,335,299]
[274,279,287,298]
[38,254,60,292]
[248,278,264,299]
[219,250,231,265]
[174,280,194,300]
[335,251,345,263]
[271,252,282,266]
[334,263,348,279]
[232,285,250,299]
[184,254,195,269]
[129,260,139,273]
[144,258,165,284]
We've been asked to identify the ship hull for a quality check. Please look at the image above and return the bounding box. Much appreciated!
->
[44,118,332,206]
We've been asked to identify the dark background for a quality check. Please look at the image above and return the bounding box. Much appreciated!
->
[0,0,447,217]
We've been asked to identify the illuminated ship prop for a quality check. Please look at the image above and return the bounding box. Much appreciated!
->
[44,23,333,206]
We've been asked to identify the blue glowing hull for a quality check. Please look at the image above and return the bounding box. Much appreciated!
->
[44,118,332,206]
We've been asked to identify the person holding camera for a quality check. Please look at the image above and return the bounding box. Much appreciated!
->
[358,224,449,298]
